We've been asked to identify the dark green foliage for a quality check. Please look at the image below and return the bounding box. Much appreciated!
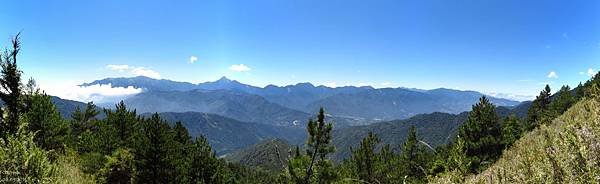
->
[583,71,600,97]
[526,85,552,130]
[332,111,469,161]
[100,148,135,184]
[155,112,305,155]
[225,162,281,184]
[80,120,120,155]
[548,85,577,120]
[134,113,176,184]
[350,132,380,183]
[0,33,23,139]
[105,101,138,148]
[23,91,70,153]
[501,115,522,148]
[188,135,223,183]
[80,152,106,174]
[226,138,291,172]
[458,96,503,172]
[172,121,192,183]
[71,102,99,137]
[574,82,585,99]
[345,132,404,183]
[287,108,337,184]
[399,126,431,183]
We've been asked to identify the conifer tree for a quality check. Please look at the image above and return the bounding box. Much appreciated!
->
[0,33,23,138]
[350,131,380,183]
[105,101,137,148]
[134,113,175,184]
[71,102,99,134]
[172,121,192,183]
[525,85,552,130]
[287,107,336,184]
[23,91,70,153]
[399,126,429,182]
[549,85,576,118]
[574,82,585,99]
[447,135,469,182]
[458,96,503,172]
[188,135,224,184]
[501,115,521,148]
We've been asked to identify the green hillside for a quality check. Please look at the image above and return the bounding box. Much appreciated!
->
[433,95,600,183]
[225,138,293,172]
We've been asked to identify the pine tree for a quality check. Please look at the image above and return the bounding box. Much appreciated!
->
[574,82,585,99]
[134,113,175,184]
[501,115,521,148]
[23,91,70,153]
[287,107,336,184]
[105,101,137,148]
[447,135,469,183]
[79,119,119,155]
[71,102,99,134]
[188,135,224,184]
[458,96,503,172]
[549,85,576,118]
[172,121,192,183]
[0,33,23,139]
[525,85,552,130]
[399,126,429,182]
[350,131,380,183]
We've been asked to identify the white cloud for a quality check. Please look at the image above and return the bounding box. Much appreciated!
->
[131,67,161,78]
[324,82,337,88]
[229,64,251,72]
[547,71,558,79]
[380,82,392,86]
[105,64,161,79]
[189,56,198,64]
[106,65,130,72]
[485,92,535,102]
[39,81,143,103]
[587,68,595,77]
[357,82,370,86]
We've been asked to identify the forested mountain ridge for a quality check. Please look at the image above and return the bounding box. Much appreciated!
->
[306,88,520,120]
[332,112,469,161]
[225,138,293,172]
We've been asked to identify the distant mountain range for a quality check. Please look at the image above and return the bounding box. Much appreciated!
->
[82,76,521,123]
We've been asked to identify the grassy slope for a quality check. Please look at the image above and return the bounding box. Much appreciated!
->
[435,97,600,183]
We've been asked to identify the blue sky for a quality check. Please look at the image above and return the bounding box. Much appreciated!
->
[1,0,599,101]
